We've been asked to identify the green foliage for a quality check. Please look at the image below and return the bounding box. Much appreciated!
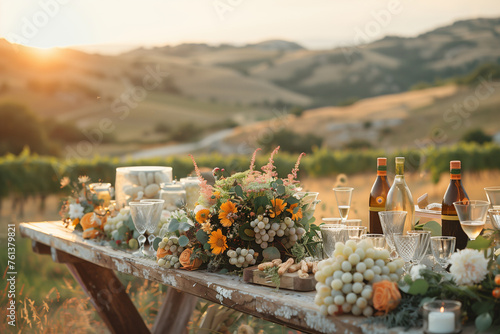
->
[0,102,53,156]
[343,139,372,150]
[0,142,499,202]
[262,247,281,261]
[263,266,281,290]
[257,129,322,154]
[414,220,441,236]
[461,128,492,145]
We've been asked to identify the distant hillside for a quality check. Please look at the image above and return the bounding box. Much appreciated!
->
[1,18,500,156]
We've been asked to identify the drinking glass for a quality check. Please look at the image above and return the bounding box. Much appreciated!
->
[361,234,386,250]
[379,211,407,259]
[393,233,419,273]
[453,200,489,240]
[333,187,353,222]
[322,218,342,225]
[489,209,500,230]
[345,226,367,242]
[320,224,345,257]
[485,186,500,209]
[343,219,362,227]
[141,199,165,256]
[407,230,431,264]
[431,236,456,270]
[129,202,153,256]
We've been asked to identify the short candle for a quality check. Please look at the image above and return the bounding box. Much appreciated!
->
[428,306,455,333]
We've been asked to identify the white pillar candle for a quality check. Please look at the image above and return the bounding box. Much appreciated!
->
[428,307,455,333]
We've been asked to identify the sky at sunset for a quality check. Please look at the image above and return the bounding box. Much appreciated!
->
[1,0,500,54]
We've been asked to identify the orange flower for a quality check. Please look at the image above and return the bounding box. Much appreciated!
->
[269,198,286,218]
[157,247,170,260]
[196,209,210,224]
[71,218,80,227]
[287,203,303,221]
[208,229,228,255]
[372,280,401,314]
[179,248,203,270]
[218,201,237,227]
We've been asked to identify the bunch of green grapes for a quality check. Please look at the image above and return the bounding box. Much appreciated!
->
[157,254,180,269]
[157,236,185,257]
[314,239,404,317]
[227,248,258,268]
[251,215,305,249]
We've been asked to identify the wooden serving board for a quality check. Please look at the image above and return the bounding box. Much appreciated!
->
[243,266,317,291]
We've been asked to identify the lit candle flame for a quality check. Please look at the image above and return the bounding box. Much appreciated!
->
[440,306,445,313]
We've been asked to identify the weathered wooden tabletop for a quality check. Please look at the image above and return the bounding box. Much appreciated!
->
[19,221,478,334]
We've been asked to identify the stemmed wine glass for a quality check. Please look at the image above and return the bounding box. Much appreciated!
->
[129,202,153,256]
[140,199,165,256]
[393,233,419,273]
[407,230,431,265]
[453,200,489,241]
[431,236,456,270]
[379,211,407,259]
[334,187,353,223]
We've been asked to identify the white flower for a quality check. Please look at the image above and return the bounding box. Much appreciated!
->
[68,203,84,219]
[449,249,489,285]
[410,264,426,280]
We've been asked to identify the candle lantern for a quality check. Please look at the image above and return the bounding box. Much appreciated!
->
[423,300,461,334]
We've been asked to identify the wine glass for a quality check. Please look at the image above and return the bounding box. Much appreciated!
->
[379,211,407,259]
[333,187,353,222]
[431,236,456,270]
[484,186,500,209]
[407,230,431,265]
[320,224,345,258]
[140,199,165,256]
[361,234,386,250]
[393,233,419,273]
[453,200,489,240]
[129,202,153,256]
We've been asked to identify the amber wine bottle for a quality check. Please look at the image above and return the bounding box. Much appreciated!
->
[441,160,469,250]
[369,158,391,234]
[386,157,414,233]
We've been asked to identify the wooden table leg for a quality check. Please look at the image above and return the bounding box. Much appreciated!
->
[152,288,198,334]
[52,248,150,334]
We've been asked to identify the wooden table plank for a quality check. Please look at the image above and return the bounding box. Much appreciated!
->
[20,221,360,334]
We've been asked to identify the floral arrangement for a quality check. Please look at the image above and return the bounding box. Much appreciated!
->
[362,233,500,332]
[59,175,138,249]
[59,176,98,229]
[156,147,321,273]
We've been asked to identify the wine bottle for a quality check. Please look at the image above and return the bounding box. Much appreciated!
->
[441,160,469,250]
[386,157,415,233]
[369,157,391,234]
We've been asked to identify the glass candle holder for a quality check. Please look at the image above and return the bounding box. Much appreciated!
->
[423,300,461,334]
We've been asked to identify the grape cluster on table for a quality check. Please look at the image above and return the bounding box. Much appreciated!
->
[314,239,404,317]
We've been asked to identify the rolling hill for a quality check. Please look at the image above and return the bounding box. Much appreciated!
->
[0,17,499,156]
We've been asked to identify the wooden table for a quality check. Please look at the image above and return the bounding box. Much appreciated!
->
[20,221,478,334]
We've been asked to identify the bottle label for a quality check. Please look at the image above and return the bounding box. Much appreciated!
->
[450,169,461,180]
[369,206,386,212]
[377,165,387,176]
[441,215,460,221]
